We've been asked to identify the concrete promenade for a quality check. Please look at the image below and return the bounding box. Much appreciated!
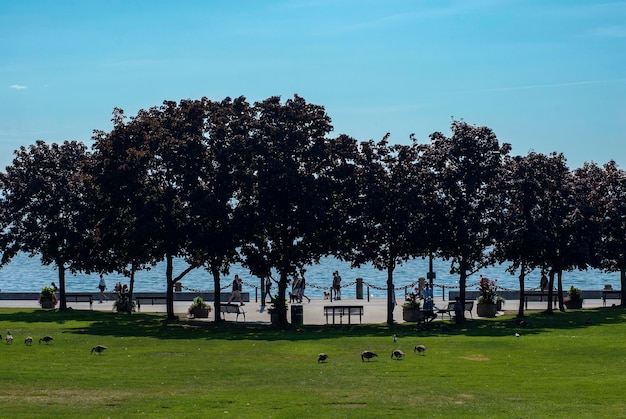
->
[0,294,615,324]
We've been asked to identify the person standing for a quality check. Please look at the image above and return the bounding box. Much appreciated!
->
[292,275,303,303]
[51,282,59,300]
[263,276,273,302]
[422,283,434,311]
[540,272,549,292]
[98,275,107,303]
[299,270,311,303]
[227,275,245,306]
[453,297,463,324]
[332,271,342,300]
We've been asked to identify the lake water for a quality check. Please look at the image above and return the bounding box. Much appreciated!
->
[0,253,619,299]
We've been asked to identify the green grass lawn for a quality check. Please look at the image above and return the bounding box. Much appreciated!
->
[0,306,624,418]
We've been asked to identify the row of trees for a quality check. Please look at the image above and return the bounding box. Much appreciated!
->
[1,95,625,324]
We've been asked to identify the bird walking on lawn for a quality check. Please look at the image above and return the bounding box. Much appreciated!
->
[91,345,108,354]
[391,349,405,360]
[361,351,378,362]
[39,336,53,344]
[317,353,328,363]
[414,345,426,355]
[6,331,13,344]
[24,336,33,346]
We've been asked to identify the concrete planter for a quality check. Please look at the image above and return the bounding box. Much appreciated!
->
[189,307,210,318]
[476,302,498,318]
[402,308,424,322]
[564,299,583,309]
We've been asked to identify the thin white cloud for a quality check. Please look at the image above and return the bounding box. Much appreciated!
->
[10,84,27,90]
[455,79,626,94]
[593,26,626,38]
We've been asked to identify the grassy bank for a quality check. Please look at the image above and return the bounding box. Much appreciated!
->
[0,307,624,418]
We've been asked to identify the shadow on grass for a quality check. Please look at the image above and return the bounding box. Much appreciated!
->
[1,305,624,341]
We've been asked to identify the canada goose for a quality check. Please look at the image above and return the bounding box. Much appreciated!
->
[317,353,328,363]
[6,331,13,344]
[39,336,54,344]
[91,345,108,354]
[414,345,426,355]
[361,351,378,362]
[24,336,33,346]
[391,349,405,360]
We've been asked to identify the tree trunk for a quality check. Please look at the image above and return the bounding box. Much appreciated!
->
[557,269,565,312]
[619,265,626,306]
[58,263,67,311]
[546,269,555,314]
[386,264,395,325]
[127,262,136,314]
[458,258,468,322]
[166,254,176,320]
[517,261,526,318]
[212,265,223,323]
[276,272,289,326]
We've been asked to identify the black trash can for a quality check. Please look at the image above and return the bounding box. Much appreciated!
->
[291,305,304,325]
[356,278,364,299]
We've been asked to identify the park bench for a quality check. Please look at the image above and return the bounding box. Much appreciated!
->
[436,301,474,320]
[523,291,563,309]
[323,305,364,324]
[602,290,621,306]
[135,296,168,311]
[220,303,246,321]
[65,293,94,309]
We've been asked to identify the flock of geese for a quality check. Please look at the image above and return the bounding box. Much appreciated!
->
[2,331,107,354]
[318,344,426,363]
[7,329,425,361]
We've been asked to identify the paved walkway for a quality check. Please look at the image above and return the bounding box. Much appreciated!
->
[0,296,612,324]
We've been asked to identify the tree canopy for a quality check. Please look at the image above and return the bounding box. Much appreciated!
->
[1,95,625,321]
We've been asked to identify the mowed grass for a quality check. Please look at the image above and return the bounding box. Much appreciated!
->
[0,307,624,418]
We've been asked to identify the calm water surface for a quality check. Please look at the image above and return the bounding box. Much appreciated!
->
[0,253,619,298]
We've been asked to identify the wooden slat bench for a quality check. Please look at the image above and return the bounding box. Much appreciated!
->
[220,304,245,321]
[436,301,474,319]
[523,291,563,309]
[323,305,364,324]
[135,296,168,311]
[602,290,621,306]
[65,293,94,309]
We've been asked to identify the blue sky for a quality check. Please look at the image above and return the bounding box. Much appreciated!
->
[1,0,625,171]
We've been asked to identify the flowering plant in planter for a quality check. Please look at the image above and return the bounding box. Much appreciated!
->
[477,276,500,304]
[564,286,583,309]
[402,293,421,310]
[112,282,136,313]
[188,296,211,318]
[38,286,58,308]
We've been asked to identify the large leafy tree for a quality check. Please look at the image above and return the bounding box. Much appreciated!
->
[343,136,434,324]
[423,121,510,318]
[186,96,254,320]
[239,95,337,325]
[594,161,626,304]
[533,155,601,313]
[91,100,208,319]
[493,152,564,317]
[0,140,94,310]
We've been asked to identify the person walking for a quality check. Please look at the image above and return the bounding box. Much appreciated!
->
[292,275,303,303]
[263,276,273,302]
[299,270,311,303]
[98,275,108,303]
[227,275,245,306]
